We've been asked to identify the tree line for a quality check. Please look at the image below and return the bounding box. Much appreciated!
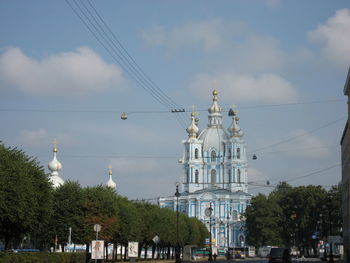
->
[245,181,342,256]
[0,143,208,259]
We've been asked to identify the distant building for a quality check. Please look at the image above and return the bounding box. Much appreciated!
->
[341,67,350,263]
[159,90,251,250]
[48,141,64,188]
[106,166,117,190]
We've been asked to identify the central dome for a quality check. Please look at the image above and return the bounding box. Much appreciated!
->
[198,127,229,152]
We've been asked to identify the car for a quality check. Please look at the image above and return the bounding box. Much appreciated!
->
[268,248,292,263]
[234,250,245,259]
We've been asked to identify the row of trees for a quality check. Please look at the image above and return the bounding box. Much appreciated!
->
[245,182,342,255]
[0,143,208,259]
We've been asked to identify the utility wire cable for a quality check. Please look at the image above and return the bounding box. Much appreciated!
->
[66,0,188,128]
[249,116,346,154]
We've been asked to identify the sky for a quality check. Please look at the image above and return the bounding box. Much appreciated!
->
[0,0,349,200]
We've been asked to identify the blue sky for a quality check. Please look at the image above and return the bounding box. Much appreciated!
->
[0,0,349,199]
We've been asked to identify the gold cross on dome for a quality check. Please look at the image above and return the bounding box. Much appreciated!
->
[53,138,58,152]
[108,165,113,174]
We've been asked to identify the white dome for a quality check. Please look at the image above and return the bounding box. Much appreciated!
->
[49,175,64,189]
[48,155,62,172]
[106,176,117,189]
[198,127,229,152]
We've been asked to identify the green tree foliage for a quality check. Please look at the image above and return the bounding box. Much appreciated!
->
[245,193,282,247]
[245,181,341,255]
[0,143,53,250]
[81,186,119,244]
[48,181,85,248]
[0,143,209,254]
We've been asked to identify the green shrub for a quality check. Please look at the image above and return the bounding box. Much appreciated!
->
[0,252,86,263]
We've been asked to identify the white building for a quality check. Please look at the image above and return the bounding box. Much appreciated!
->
[159,90,251,250]
[48,140,64,188]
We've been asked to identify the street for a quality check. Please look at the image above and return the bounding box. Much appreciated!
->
[186,258,339,263]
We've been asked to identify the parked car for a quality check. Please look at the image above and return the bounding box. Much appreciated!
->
[268,248,291,263]
[234,250,245,259]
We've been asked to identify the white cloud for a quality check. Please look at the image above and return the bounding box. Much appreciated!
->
[189,72,298,103]
[308,8,350,68]
[248,167,268,183]
[0,47,125,96]
[281,129,329,159]
[16,128,75,148]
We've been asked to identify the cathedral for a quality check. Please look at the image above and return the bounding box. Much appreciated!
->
[159,90,251,250]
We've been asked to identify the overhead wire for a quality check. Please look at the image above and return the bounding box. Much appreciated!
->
[65,0,188,129]
[0,98,343,114]
[248,163,340,191]
[249,116,346,154]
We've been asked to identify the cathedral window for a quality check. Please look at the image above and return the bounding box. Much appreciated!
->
[232,210,238,221]
[211,169,216,184]
[195,170,199,183]
[186,169,190,183]
[211,150,217,162]
[237,148,241,159]
[195,148,199,159]
[237,169,241,183]
[228,169,232,183]
[228,148,231,159]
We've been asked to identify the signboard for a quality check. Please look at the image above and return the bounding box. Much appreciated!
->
[91,240,104,259]
[128,242,139,258]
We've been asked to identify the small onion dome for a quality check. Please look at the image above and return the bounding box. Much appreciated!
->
[48,147,62,173]
[208,89,222,114]
[186,111,199,139]
[228,115,244,138]
[106,167,117,189]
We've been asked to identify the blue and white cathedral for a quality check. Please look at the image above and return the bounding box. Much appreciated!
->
[159,90,251,250]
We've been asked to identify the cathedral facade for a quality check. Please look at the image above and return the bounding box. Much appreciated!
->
[159,90,251,250]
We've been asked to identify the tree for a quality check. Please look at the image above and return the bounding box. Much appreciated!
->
[48,181,85,250]
[0,143,53,250]
[245,193,282,247]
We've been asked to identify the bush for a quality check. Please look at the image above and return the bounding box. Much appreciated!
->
[0,252,86,263]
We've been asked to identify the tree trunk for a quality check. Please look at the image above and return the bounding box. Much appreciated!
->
[85,243,90,263]
[124,244,127,261]
[4,234,10,250]
[167,246,171,259]
[144,245,148,259]
[152,244,156,259]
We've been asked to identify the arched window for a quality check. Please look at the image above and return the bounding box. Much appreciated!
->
[232,210,238,221]
[186,169,190,183]
[211,169,216,184]
[237,169,241,183]
[211,150,217,162]
[228,169,232,183]
[195,170,199,183]
[228,148,231,159]
[236,148,241,159]
[195,148,199,159]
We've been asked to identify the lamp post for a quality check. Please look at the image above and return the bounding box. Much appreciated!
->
[226,211,230,260]
[328,197,334,263]
[175,182,182,263]
[208,203,213,261]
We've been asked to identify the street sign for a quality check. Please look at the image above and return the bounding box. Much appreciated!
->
[152,235,160,244]
[91,240,104,259]
[128,242,139,258]
[93,224,101,232]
